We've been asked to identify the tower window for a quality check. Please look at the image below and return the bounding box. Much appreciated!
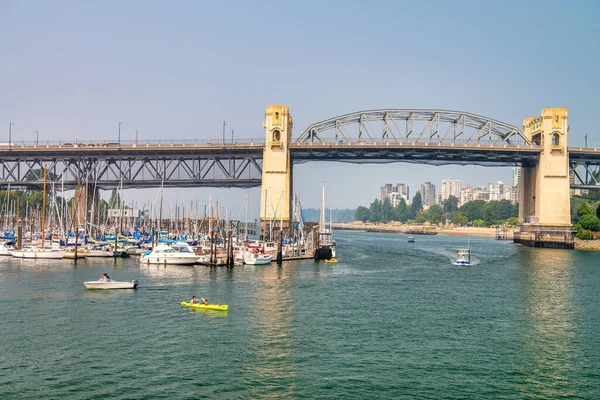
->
[555,115,559,123]
[273,129,281,142]
[552,133,560,146]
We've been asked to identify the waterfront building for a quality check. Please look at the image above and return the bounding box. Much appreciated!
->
[510,186,520,204]
[512,166,521,188]
[380,184,393,203]
[381,183,410,204]
[420,182,436,207]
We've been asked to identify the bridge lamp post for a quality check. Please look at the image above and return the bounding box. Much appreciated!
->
[8,122,14,147]
[231,129,234,144]
[222,121,226,145]
[118,122,122,147]
[135,129,138,145]
[585,134,588,148]
[35,130,39,146]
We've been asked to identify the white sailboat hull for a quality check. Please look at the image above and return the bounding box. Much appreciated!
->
[10,250,67,259]
[244,254,273,265]
[139,254,199,265]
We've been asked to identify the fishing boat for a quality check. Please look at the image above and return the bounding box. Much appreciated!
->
[180,301,228,311]
[453,248,471,266]
[408,236,415,243]
[243,252,273,265]
[139,244,199,265]
[84,279,138,289]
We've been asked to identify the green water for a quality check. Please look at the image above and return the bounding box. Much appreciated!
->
[1,231,599,399]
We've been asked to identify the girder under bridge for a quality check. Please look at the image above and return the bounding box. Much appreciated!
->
[0,144,264,189]
[568,148,600,190]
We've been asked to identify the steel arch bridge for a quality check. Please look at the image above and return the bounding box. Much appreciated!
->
[296,109,531,146]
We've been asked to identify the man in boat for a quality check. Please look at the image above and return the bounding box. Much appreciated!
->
[101,273,110,282]
[191,296,197,304]
[201,297,209,305]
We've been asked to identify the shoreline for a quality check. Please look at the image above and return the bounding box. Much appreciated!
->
[332,223,505,238]
[333,222,600,250]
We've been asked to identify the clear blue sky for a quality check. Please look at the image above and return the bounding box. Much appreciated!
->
[1,0,598,216]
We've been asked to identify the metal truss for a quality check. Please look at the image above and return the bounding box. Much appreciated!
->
[567,148,600,190]
[297,109,532,147]
[0,148,263,189]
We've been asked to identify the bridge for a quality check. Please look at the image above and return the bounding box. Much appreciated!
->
[1,106,597,237]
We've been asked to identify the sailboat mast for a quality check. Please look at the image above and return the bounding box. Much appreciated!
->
[41,164,47,248]
[320,182,325,231]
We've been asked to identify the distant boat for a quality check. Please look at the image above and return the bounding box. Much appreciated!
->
[244,253,273,265]
[408,236,415,243]
[453,248,471,266]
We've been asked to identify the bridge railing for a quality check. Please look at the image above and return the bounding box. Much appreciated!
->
[289,138,541,149]
[0,138,268,148]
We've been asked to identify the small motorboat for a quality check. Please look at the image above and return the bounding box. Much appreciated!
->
[140,244,199,265]
[453,248,471,266]
[325,257,340,264]
[180,301,228,311]
[408,236,415,243]
[84,279,138,289]
[244,253,272,265]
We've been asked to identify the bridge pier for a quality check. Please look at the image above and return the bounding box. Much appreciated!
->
[72,184,99,235]
[259,105,293,240]
[516,108,573,248]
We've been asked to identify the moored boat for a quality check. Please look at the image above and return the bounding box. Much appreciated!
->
[244,253,272,265]
[84,279,138,289]
[180,301,228,311]
[408,236,415,243]
[140,244,199,265]
[10,246,67,259]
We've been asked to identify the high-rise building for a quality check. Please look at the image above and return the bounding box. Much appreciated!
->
[380,184,393,202]
[512,166,521,188]
[489,181,511,201]
[395,183,410,204]
[441,179,461,203]
[420,182,436,206]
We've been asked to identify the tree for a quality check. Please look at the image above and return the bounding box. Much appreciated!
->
[426,204,443,224]
[497,199,514,220]
[381,197,393,223]
[452,211,468,226]
[410,192,423,219]
[393,198,408,222]
[442,195,459,214]
[578,202,592,218]
[459,200,486,221]
[355,206,370,222]
[579,214,600,231]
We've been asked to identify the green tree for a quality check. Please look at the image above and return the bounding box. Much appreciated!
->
[410,192,423,219]
[497,199,514,220]
[426,204,443,224]
[442,195,459,214]
[381,197,393,223]
[579,214,600,231]
[452,211,468,226]
[578,202,592,218]
[393,198,408,222]
[459,200,486,221]
[355,206,370,222]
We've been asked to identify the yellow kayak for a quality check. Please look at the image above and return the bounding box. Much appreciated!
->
[325,258,340,263]
[180,301,228,311]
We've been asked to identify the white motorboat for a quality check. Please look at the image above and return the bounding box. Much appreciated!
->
[84,279,138,289]
[86,246,114,258]
[139,244,199,265]
[244,253,273,265]
[453,248,471,266]
[10,246,67,259]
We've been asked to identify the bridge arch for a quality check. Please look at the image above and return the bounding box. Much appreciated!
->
[296,109,531,147]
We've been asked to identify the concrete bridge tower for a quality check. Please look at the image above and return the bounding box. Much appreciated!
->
[260,105,293,239]
[519,108,571,226]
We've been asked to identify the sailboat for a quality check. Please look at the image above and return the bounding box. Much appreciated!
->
[314,182,335,261]
[10,165,67,259]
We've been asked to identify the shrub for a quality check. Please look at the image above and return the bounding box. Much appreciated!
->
[579,214,600,232]
[576,229,594,240]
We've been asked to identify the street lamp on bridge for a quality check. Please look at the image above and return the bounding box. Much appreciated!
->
[8,122,14,147]
[222,121,226,145]
[231,129,234,144]
[118,122,122,147]
[135,129,138,145]
[35,130,39,146]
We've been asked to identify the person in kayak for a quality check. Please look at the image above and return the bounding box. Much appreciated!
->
[201,298,209,305]
[191,296,197,304]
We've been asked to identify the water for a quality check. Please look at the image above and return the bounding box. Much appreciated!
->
[1,231,599,399]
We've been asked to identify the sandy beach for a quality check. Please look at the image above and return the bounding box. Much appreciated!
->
[332,222,510,239]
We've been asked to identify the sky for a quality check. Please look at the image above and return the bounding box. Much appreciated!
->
[1,0,599,218]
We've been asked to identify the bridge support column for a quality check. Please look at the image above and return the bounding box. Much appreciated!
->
[72,184,99,234]
[516,108,572,248]
[260,105,293,240]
